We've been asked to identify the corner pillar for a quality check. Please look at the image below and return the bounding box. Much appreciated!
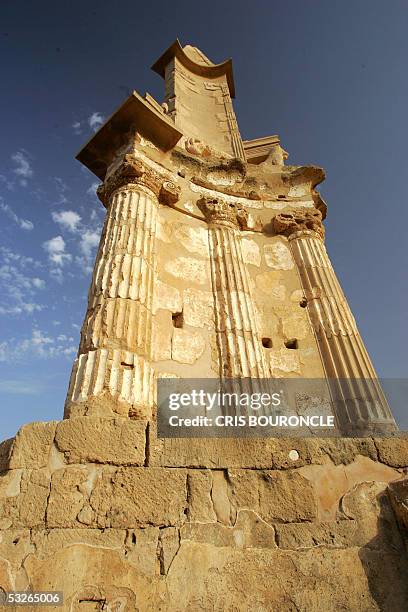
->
[273,209,397,434]
[64,154,180,419]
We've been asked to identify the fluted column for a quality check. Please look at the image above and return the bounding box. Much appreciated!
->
[273,209,397,434]
[198,197,268,381]
[64,154,180,419]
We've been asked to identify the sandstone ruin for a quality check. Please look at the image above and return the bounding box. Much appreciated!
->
[0,40,407,611]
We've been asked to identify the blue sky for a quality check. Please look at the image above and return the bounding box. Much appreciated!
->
[1,0,407,439]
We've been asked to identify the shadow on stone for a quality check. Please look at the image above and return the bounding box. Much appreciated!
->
[358,485,408,610]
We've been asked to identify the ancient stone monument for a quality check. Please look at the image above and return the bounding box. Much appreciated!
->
[0,41,407,610]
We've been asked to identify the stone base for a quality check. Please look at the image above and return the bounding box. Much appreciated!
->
[0,418,407,610]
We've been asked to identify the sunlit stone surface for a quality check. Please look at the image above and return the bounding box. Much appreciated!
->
[0,40,406,610]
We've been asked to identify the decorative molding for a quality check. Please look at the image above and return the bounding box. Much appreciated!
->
[159,181,181,206]
[273,209,325,240]
[197,196,248,229]
[97,154,180,208]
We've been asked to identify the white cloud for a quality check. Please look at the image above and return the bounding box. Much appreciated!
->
[88,112,104,132]
[72,112,104,135]
[43,235,72,267]
[11,150,33,186]
[0,328,77,362]
[86,182,99,197]
[80,230,100,257]
[53,177,69,205]
[0,200,34,230]
[0,249,45,316]
[31,277,45,289]
[72,121,82,135]
[20,219,34,230]
[0,247,41,269]
[1,249,39,266]
[0,379,45,395]
[0,174,14,191]
[52,209,82,233]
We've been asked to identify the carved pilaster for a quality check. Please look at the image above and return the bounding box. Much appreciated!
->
[273,211,397,434]
[65,156,179,419]
[198,196,268,380]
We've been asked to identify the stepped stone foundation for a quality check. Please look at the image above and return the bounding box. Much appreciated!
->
[1,40,407,610]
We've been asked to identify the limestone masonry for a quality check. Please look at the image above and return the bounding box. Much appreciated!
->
[0,41,407,611]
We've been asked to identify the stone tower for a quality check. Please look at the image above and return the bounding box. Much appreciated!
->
[64,39,395,436]
[0,41,407,611]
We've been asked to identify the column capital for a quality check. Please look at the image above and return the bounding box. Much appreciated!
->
[97,154,180,207]
[197,196,248,229]
[272,209,325,240]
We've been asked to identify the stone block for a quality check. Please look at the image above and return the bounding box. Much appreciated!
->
[23,545,166,609]
[90,467,187,528]
[387,478,408,534]
[47,467,90,528]
[165,256,209,285]
[260,470,317,522]
[124,527,159,575]
[229,469,317,523]
[159,526,180,574]
[375,435,408,468]
[183,288,214,328]
[171,328,205,364]
[275,520,358,549]
[341,480,404,551]
[148,433,382,470]
[264,241,294,270]
[152,310,172,361]
[18,469,50,528]
[5,422,57,469]
[31,528,126,559]
[187,470,217,522]
[55,417,146,465]
[154,280,182,313]
[181,509,276,550]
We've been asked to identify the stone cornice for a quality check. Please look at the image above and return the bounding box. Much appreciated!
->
[272,209,325,240]
[151,39,235,98]
[76,91,182,180]
[197,196,248,229]
[97,154,180,207]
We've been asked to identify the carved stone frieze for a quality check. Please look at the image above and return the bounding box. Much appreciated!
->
[273,209,325,240]
[97,154,180,207]
[197,196,248,229]
[185,137,212,158]
[159,181,181,206]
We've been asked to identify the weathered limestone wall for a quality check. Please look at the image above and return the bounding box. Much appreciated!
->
[63,131,396,432]
[0,420,407,610]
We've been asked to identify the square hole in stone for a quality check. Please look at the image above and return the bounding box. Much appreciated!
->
[285,339,298,349]
[172,311,184,328]
[262,337,273,349]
